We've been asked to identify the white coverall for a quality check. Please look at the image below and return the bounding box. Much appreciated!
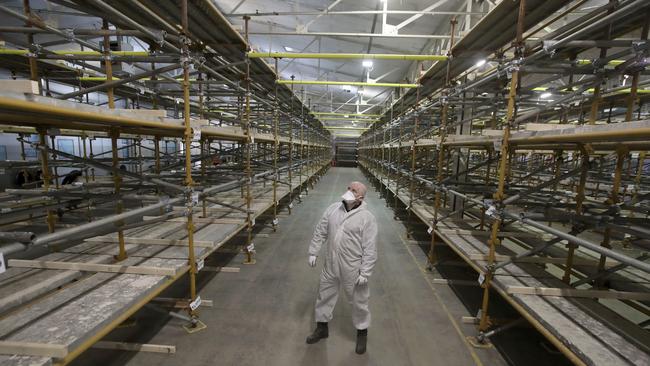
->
[309,200,378,330]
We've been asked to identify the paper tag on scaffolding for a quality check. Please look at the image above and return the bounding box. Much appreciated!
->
[272,218,279,226]
[247,243,255,252]
[191,192,200,206]
[493,140,502,151]
[196,259,204,272]
[251,218,256,226]
[427,226,433,234]
[478,273,486,286]
[0,253,5,274]
[193,128,201,141]
[289,203,293,209]
[189,296,202,311]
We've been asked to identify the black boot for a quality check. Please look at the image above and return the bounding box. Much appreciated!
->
[306,322,328,344]
[355,328,367,354]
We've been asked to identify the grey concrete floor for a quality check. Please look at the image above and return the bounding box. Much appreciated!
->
[74,167,507,366]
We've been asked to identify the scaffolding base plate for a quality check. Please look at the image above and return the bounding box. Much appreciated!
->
[183,320,207,334]
[466,336,493,349]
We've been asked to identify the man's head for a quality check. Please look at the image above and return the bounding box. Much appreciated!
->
[347,181,367,201]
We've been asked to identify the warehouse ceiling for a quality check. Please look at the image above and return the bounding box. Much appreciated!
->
[214,0,495,136]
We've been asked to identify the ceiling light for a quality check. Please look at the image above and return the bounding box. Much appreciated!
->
[283,46,296,52]
[540,92,552,99]
[475,59,486,68]
[362,60,373,68]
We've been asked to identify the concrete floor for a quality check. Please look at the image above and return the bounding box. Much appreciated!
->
[74,167,507,366]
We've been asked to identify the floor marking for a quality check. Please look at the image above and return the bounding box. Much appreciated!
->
[398,231,486,366]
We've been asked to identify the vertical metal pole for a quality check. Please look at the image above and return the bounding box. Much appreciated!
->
[38,128,56,233]
[562,145,589,283]
[394,98,405,212]
[243,16,255,264]
[89,137,95,181]
[299,89,305,199]
[596,147,627,286]
[288,75,295,214]
[478,0,525,333]
[23,0,42,95]
[406,85,420,239]
[180,0,199,310]
[81,134,92,221]
[49,135,60,189]
[272,58,279,230]
[102,19,115,109]
[110,129,127,260]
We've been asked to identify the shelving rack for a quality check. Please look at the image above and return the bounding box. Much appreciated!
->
[0,1,330,365]
[359,1,650,365]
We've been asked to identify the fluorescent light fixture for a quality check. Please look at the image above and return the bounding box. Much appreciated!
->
[540,92,552,99]
[283,46,296,52]
[475,59,487,68]
[362,60,373,68]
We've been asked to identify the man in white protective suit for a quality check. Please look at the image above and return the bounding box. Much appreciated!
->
[306,181,378,355]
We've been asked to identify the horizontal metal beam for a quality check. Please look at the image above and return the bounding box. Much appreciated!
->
[248,52,447,61]
[311,112,381,117]
[277,80,419,88]
[57,63,182,100]
[229,10,486,17]
[249,31,450,39]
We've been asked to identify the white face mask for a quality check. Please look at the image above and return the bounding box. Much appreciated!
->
[341,190,356,202]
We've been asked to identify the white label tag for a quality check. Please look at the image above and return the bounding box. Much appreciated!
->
[1,208,11,213]
[191,192,199,205]
[193,128,201,141]
[247,243,255,252]
[272,218,279,225]
[250,135,255,144]
[251,218,255,226]
[0,253,5,274]
[289,203,293,209]
[189,295,202,311]
[493,140,502,151]
[196,259,204,272]
[478,273,485,286]
[427,226,433,234]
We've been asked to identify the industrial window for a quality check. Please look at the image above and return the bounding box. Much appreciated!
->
[24,134,39,158]
[57,139,75,155]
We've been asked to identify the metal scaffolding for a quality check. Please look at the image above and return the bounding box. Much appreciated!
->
[359,1,650,365]
[0,1,331,364]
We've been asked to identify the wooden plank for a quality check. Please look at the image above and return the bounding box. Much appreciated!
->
[468,254,618,267]
[438,228,538,238]
[506,286,650,301]
[92,341,175,354]
[524,123,575,131]
[0,340,68,358]
[84,236,215,248]
[161,217,246,224]
[0,80,39,94]
[432,278,479,286]
[115,109,166,118]
[8,259,179,276]
[202,266,240,273]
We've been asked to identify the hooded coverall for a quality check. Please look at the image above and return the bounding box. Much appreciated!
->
[309,200,378,330]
